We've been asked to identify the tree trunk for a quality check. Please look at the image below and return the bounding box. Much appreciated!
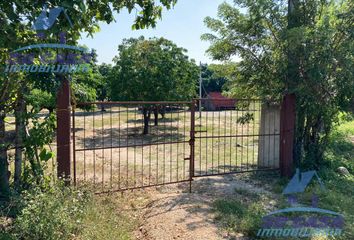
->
[14,91,26,188]
[0,110,10,199]
[153,108,158,126]
[100,104,106,112]
[143,107,151,135]
[160,106,165,119]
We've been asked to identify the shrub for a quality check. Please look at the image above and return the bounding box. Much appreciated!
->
[10,182,90,240]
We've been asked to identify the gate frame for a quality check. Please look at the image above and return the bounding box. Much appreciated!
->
[62,95,296,192]
[189,100,196,192]
[71,101,195,192]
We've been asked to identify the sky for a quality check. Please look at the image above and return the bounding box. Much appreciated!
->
[78,0,233,65]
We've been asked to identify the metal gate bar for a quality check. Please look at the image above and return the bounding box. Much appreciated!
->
[194,98,280,177]
[72,99,280,193]
[72,101,193,193]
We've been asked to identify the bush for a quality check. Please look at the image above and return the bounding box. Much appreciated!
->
[0,179,140,240]
[5,182,90,240]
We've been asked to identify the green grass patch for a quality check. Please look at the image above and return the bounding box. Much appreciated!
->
[212,118,354,239]
[76,195,138,240]
[213,198,266,238]
[213,188,267,238]
[313,119,354,239]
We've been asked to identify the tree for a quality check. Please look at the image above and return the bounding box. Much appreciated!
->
[202,0,354,167]
[110,37,199,134]
[98,63,113,101]
[97,63,113,111]
[0,0,178,198]
[200,63,234,95]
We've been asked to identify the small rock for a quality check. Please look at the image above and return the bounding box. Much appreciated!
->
[337,166,350,176]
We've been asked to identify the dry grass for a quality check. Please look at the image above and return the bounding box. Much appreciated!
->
[70,102,279,192]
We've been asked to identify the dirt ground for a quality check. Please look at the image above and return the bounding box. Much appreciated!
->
[134,174,274,240]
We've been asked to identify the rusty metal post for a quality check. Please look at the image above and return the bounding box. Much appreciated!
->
[279,93,296,178]
[72,107,76,185]
[57,77,71,182]
[189,100,196,192]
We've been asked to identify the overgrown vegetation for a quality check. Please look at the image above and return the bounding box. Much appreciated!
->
[203,0,354,167]
[213,118,354,239]
[0,0,352,239]
[0,181,141,240]
[1,1,178,238]
[0,0,178,201]
[0,181,89,240]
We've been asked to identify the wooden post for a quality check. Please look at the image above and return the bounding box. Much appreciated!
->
[56,77,71,182]
[279,94,296,177]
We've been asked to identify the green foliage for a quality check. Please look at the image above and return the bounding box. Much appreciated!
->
[212,120,354,238]
[202,1,287,99]
[97,63,113,101]
[275,119,353,239]
[236,112,254,125]
[203,0,354,166]
[0,0,177,49]
[200,63,230,95]
[26,89,56,112]
[71,76,98,104]
[109,36,198,134]
[1,182,90,240]
[322,119,354,172]
[110,36,199,101]
[23,113,56,185]
[0,0,178,198]
[0,182,141,240]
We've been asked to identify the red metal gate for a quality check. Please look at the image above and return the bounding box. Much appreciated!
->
[71,99,283,193]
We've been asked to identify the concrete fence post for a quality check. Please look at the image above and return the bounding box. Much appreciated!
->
[257,103,281,168]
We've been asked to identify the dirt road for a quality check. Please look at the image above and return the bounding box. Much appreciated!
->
[135,174,274,240]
